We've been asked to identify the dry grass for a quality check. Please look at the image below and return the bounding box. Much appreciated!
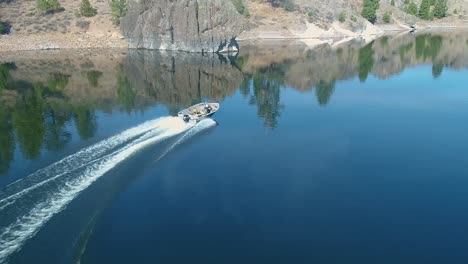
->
[0,0,119,36]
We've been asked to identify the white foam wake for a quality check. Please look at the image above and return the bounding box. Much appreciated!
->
[0,117,175,211]
[0,117,194,263]
[156,118,218,161]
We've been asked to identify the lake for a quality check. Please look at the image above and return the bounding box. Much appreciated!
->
[1,31,468,263]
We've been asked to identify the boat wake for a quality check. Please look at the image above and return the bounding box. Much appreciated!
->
[0,116,216,263]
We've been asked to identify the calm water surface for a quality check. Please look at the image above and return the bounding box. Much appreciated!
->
[1,31,468,263]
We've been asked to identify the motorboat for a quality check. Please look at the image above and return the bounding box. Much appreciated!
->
[178,102,220,123]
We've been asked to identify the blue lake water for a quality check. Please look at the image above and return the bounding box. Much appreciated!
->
[1,31,468,263]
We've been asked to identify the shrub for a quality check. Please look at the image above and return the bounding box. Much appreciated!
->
[383,11,391,23]
[283,1,295,12]
[0,23,3,35]
[76,20,91,30]
[307,10,315,17]
[110,0,127,25]
[351,15,358,22]
[74,9,81,18]
[36,0,62,14]
[267,0,285,7]
[391,0,395,6]
[339,11,346,22]
[80,0,97,17]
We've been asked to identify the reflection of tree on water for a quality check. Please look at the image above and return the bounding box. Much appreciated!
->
[432,64,444,79]
[239,77,251,98]
[86,70,103,88]
[0,65,99,175]
[116,65,136,113]
[315,80,336,106]
[416,35,443,61]
[243,64,285,129]
[73,105,97,140]
[0,62,16,90]
[0,105,14,175]
[358,41,375,82]
[44,102,72,151]
[12,83,47,159]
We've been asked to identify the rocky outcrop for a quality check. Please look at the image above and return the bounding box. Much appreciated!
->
[121,0,245,53]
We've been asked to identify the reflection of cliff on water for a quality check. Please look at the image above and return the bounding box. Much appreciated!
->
[238,30,468,105]
[0,50,243,176]
[123,50,243,112]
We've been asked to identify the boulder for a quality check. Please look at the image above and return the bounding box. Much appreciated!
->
[121,0,245,53]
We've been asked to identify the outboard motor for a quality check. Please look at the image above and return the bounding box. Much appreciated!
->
[183,114,190,122]
[204,105,212,114]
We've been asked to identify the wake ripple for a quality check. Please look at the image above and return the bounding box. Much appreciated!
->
[0,116,211,263]
[0,117,174,211]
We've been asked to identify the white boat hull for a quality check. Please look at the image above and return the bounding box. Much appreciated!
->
[178,103,220,122]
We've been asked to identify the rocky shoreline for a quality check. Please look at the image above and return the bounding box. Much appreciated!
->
[0,32,127,52]
[2,25,467,53]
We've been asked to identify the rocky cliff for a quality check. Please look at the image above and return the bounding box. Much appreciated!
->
[121,0,244,52]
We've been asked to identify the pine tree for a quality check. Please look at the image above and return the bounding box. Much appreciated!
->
[433,0,448,18]
[80,0,97,17]
[418,0,431,19]
[406,1,418,16]
[362,0,380,23]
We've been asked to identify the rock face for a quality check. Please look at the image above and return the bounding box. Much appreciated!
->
[121,0,244,52]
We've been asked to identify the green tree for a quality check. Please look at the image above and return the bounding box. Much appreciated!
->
[80,0,97,17]
[362,0,380,23]
[405,1,418,15]
[433,0,448,18]
[110,0,127,25]
[391,0,395,6]
[36,0,62,14]
[358,42,375,82]
[418,0,431,19]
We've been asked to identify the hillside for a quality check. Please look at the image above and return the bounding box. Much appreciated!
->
[1,0,468,51]
[238,0,468,40]
[0,0,125,50]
